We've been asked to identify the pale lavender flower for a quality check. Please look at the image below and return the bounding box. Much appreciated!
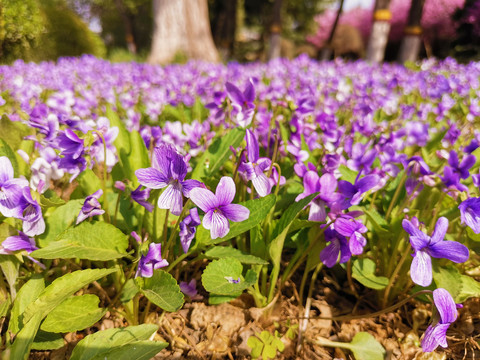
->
[135,243,169,278]
[20,188,45,236]
[180,279,199,298]
[320,226,351,268]
[190,176,249,239]
[421,288,459,352]
[225,79,255,127]
[238,129,272,197]
[131,186,153,212]
[76,189,105,224]
[0,231,38,254]
[179,208,201,253]
[402,217,469,287]
[135,144,200,216]
[459,197,480,234]
[0,156,29,218]
[296,171,341,222]
[334,215,368,255]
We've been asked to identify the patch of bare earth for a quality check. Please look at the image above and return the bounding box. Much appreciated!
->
[28,273,480,359]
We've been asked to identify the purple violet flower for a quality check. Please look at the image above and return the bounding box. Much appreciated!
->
[402,217,469,287]
[337,174,380,210]
[179,207,201,253]
[135,243,169,278]
[0,231,38,254]
[135,144,200,216]
[180,279,199,298]
[20,188,45,236]
[225,79,256,128]
[459,197,480,234]
[189,176,250,239]
[131,186,153,212]
[320,226,351,268]
[238,129,272,197]
[76,189,105,224]
[0,156,29,218]
[334,215,368,255]
[296,171,341,222]
[441,151,476,192]
[421,288,459,352]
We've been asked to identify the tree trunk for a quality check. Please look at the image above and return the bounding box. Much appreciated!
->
[397,0,425,63]
[366,0,391,63]
[267,0,283,61]
[149,0,219,64]
[114,0,137,54]
[213,0,237,60]
[320,0,345,61]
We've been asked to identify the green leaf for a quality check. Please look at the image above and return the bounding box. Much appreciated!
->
[271,193,317,241]
[0,114,33,151]
[120,279,139,303]
[348,332,386,360]
[191,128,245,180]
[352,258,389,290]
[208,293,241,305]
[31,330,64,350]
[89,340,168,360]
[70,324,164,360]
[205,246,268,265]
[195,194,276,248]
[23,268,116,323]
[106,104,131,156]
[9,275,45,334]
[0,138,19,177]
[269,193,317,266]
[41,294,107,333]
[135,270,184,312]
[127,130,150,186]
[76,169,103,197]
[38,199,84,247]
[432,264,463,302]
[433,264,480,303]
[457,275,480,303]
[39,190,66,208]
[202,258,256,295]
[32,221,128,261]
[338,165,357,184]
[8,312,43,360]
[0,254,20,300]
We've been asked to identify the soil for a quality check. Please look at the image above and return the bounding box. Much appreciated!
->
[27,265,480,360]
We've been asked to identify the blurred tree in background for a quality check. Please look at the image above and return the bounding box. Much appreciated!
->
[0,0,105,63]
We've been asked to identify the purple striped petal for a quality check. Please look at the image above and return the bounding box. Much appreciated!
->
[421,324,450,352]
[410,250,432,286]
[334,217,356,237]
[308,199,327,222]
[0,156,14,183]
[244,79,256,103]
[190,187,217,213]
[181,179,202,197]
[402,219,426,239]
[303,171,320,195]
[246,129,259,163]
[252,173,271,197]
[135,168,168,189]
[430,217,448,244]
[433,288,458,323]
[220,203,249,222]
[215,177,236,206]
[320,240,340,268]
[225,82,244,105]
[158,183,183,215]
[210,212,230,239]
[428,241,469,263]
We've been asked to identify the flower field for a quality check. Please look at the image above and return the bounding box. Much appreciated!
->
[1,55,480,359]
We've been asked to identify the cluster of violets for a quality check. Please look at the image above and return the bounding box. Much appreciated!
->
[1,55,480,353]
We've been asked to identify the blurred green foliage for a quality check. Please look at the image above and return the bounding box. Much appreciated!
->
[0,0,105,64]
